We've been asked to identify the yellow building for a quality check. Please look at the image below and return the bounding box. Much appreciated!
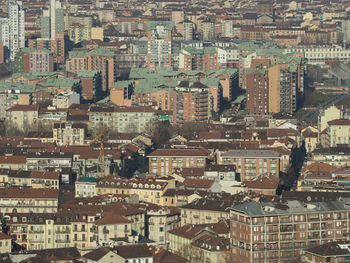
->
[96,176,174,206]
[318,105,342,140]
[69,24,104,44]
[327,119,350,147]
[0,170,59,189]
[0,233,12,254]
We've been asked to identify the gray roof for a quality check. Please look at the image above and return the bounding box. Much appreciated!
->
[222,149,280,158]
[230,198,350,217]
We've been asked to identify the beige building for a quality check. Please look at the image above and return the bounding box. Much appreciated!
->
[301,126,319,153]
[0,233,12,253]
[318,105,342,141]
[0,188,59,214]
[0,169,59,189]
[96,176,175,206]
[180,199,233,225]
[147,207,181,247]
[327,119,350,147]
[53,123,86,145]
[168,224,230,263]
[6,104,39,132]
[94,213,132,246]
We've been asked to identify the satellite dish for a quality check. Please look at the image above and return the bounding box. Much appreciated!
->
[306,196,311,202]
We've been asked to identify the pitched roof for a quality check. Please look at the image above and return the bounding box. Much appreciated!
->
[114,244,152,259]
[0,188,59,199]
[83,247,115,261]
[95,213,132,225]
[148,148,209,157]
[305,241,350,257]
[7,104,39,112]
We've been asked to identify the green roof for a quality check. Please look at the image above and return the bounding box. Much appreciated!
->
[39,78,80,87]
[78,70,100,78]
[146,21,174,31]
[21,47,53,55]
[0,81,35,93]
[96,95,110,103]
[111,80,133,88]
[68,51,88,58]
[201,78,220,87]
[82,177,97,182]
[233,95,246,104]
[11,73,41,81]
[246,68,266,75]
[88,48,115,57]
[210,68,238,78]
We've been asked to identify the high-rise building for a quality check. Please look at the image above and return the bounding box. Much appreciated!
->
[199,18,215,41]
[182,19,194,41]
[41,0,64,40]
[146,21,174,69]
[8,0,25,60]
[0,19,9,61]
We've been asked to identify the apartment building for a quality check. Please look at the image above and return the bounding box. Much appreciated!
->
[285,45,350,65]
[77,70,102,101]
[6,212,97,250]
[66,49,116,91]
[113,106,157,133]
[27,34,65,64]
[52,91,80,108]
[15,48,54,73]
[230,199,350,263]
[89,104,157,133]
[246,68,268,115]
[168,223,230,263]
[0,155,26,170]
[327,119,350,147]
[147,21,173,69]
[180,198,234,225]
[148,148,209,176]
[94,213,132,246]
[53,123,86,146]
[146,207,181,247]
[221,149,280,182]
[6,104,39,131]
[0,188,59,214]
[0,82,31,118]
[0,169,59,189]
[311,147,350,168]
[26,152,73,171]
[179,47,220,72]
[96,176,173,206]
[75,177,97,197]
[68,24,103,44]
[0,233,11,253]
[318,105,343,142]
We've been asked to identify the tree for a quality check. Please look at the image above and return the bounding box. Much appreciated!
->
[1,217,9,235]
[148,121,174,148]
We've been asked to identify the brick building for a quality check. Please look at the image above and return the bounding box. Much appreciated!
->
[148,148,209,176]
[230,198,350,263]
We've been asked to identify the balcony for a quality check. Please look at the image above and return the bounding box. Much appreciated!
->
[103,229,109,234]
[55,239,70,243]
[28,239,44,243]
[56,229,70,234]
[29,229,44,233]
[73,238,87,242]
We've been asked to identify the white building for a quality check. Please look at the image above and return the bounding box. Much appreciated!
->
[52,91,80,108]
[75,178,97,198]
[8,0,25,60]
[285,45,350,65]
[0,19,9,60]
